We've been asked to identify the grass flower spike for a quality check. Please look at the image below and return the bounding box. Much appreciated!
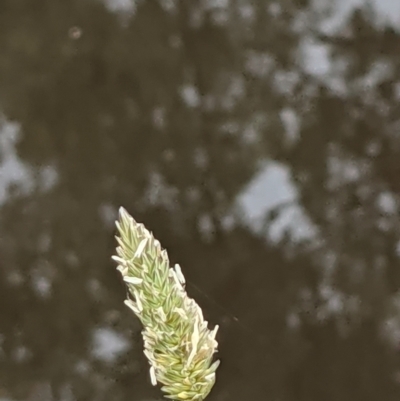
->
[112,207,220,401]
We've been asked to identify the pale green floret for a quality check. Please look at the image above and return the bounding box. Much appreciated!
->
[113,207,220,401]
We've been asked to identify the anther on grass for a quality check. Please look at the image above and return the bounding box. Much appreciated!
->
[113,207,220,401]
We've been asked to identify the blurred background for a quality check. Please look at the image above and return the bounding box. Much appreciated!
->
[1,0,400,400]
